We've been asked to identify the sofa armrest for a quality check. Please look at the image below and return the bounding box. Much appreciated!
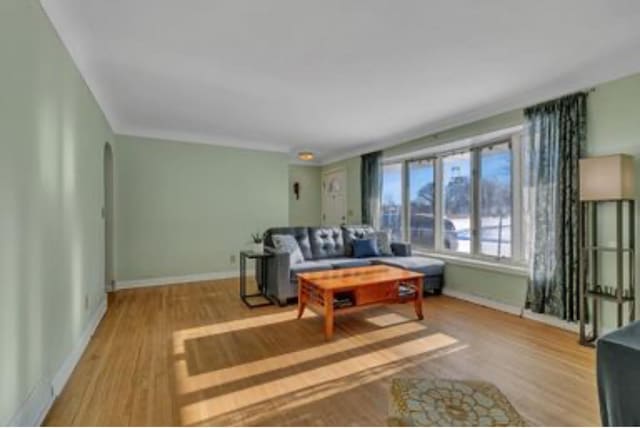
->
[391,241,412,257]
[264,246,292,305]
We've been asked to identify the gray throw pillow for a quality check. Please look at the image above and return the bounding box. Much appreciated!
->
[272,234,305,265]
[367,231,393,256]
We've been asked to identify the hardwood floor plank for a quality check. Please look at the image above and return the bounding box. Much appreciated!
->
[44,278,598,426]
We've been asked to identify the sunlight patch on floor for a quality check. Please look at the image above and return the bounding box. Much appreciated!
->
[179,332,460,425]
[364,312,413,327]
[252,344,469,426]
[174,321,427,394]
[172,309,316,353]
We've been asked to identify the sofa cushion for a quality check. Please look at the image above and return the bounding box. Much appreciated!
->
[377,256,445,277]
[264,227,313,260]
[366,231,393,256]
[341,225,376,256]
[271,234,305,265]
[353,238,380,258]
[309,227,345,259]
[289,260,334,281]
[327,258,372,269]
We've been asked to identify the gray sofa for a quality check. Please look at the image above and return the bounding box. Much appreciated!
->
[262,224,445,305]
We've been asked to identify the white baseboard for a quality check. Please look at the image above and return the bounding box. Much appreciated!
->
[7,379,52,427]
[115,270,239,290]
[8,297,107,427]
[442,288,523,316]
[52,298,107,395]
[522,309,579,333]
[443,289,582,333]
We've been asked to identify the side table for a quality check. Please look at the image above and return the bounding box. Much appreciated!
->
[239,250,274,308]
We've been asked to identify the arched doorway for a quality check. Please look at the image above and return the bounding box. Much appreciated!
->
[104,142,114,292]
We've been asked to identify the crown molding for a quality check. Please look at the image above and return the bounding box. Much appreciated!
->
[288,158,322,166]
[115,127,290,154]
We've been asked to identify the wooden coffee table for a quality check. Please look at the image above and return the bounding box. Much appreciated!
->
[297,265,424,340]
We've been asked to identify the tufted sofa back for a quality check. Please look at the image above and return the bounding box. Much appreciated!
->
[264,225,380,261]
[264,227,313,260]
[341,224,376,256]
[308,227,345,259]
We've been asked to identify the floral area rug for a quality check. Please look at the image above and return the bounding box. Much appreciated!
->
[388,378,527,426]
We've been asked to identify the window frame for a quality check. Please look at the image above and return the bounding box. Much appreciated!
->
[379,162,405,242]
[475,140,515,260]
[380,129,526,266]
[406,157,437,251]
[439,149,473,255]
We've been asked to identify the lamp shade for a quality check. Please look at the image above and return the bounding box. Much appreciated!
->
[579,154,635,201]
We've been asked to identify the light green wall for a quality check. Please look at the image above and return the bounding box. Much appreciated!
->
[322,73,640,314]
[445,266,528,307]
[114,135,289,281]
[588,73,640,155]
[288,165,321,226]
[0,0,114,424]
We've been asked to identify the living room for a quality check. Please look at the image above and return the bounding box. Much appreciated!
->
[3,1,640,426]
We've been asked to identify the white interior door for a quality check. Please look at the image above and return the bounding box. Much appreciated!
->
[322,169,347,226]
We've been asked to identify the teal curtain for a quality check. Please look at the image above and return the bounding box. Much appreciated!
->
[361,151,382,227]
[524,92,587,321]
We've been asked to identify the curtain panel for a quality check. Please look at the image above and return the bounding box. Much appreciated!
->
[361,151,382,228]
[524,92,587,321]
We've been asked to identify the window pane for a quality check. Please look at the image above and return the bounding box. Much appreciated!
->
[442,152,470,253]
[408,159,435,250]
[480,143,512,257]
[380,163,403,241]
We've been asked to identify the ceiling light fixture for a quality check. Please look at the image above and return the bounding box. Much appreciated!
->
[298,151,314,161]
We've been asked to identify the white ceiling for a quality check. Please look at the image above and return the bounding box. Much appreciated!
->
[41,0,640,164]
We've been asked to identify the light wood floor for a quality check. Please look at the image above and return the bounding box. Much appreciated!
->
[44,279,599,426]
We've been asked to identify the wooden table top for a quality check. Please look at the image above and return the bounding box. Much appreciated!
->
[296,265,423,290]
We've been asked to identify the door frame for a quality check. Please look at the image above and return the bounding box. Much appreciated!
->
[321,167,347,226]
[103,142,115,292]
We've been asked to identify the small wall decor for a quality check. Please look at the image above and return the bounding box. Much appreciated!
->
[293,182,300,200]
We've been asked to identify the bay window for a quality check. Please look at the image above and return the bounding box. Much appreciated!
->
[379,127,525,264]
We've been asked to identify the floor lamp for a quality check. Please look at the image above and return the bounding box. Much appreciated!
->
[579,154,636,346]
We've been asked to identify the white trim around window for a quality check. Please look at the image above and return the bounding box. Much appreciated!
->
[381,125,527,267]
[415,251,528,276]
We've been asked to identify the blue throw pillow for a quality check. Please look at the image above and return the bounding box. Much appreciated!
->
[353,238,380,258]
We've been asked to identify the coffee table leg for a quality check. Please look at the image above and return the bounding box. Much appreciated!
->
[414,277,424,320]
[324,290,334,340]
[297,278,307,319]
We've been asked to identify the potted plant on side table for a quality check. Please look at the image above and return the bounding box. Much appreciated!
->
[251,232,264,254]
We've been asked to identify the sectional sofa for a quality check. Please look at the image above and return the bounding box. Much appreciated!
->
[262,224,445,305]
